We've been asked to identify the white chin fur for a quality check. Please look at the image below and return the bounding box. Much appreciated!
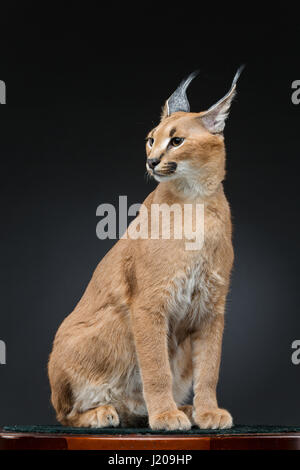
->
[153,173,176,183]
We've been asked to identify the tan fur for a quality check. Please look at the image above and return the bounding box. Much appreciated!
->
[48,107,234,430]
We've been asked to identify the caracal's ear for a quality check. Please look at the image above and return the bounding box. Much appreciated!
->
[161,70,200,121]
[200,65,245,134]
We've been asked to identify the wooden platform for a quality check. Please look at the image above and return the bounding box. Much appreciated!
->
[1,429,300,450]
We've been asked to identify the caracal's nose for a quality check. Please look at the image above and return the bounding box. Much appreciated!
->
[147,158,160,170]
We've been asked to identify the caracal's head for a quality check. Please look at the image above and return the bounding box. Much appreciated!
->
[146,67,244,196]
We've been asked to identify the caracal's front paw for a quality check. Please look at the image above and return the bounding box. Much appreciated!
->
[75,405,120,428]
[149,409,191,431]
[194,408,233,430]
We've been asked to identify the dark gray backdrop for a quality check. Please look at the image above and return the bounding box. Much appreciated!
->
[0,7,299,425]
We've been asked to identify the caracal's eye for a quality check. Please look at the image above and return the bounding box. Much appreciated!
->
[170,137,184,147]
[147,137,154,148]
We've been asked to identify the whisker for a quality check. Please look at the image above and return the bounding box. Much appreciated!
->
[144,171,152,182]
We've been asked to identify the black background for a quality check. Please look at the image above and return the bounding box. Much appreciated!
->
[0,5,299,425]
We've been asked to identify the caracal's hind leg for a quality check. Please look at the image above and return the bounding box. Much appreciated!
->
[67,405,120,428]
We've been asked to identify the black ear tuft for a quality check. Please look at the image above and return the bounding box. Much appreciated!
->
[164,70,200,116]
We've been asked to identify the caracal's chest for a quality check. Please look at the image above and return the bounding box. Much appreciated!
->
[169,263,220,323]
[167,231,225,332]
